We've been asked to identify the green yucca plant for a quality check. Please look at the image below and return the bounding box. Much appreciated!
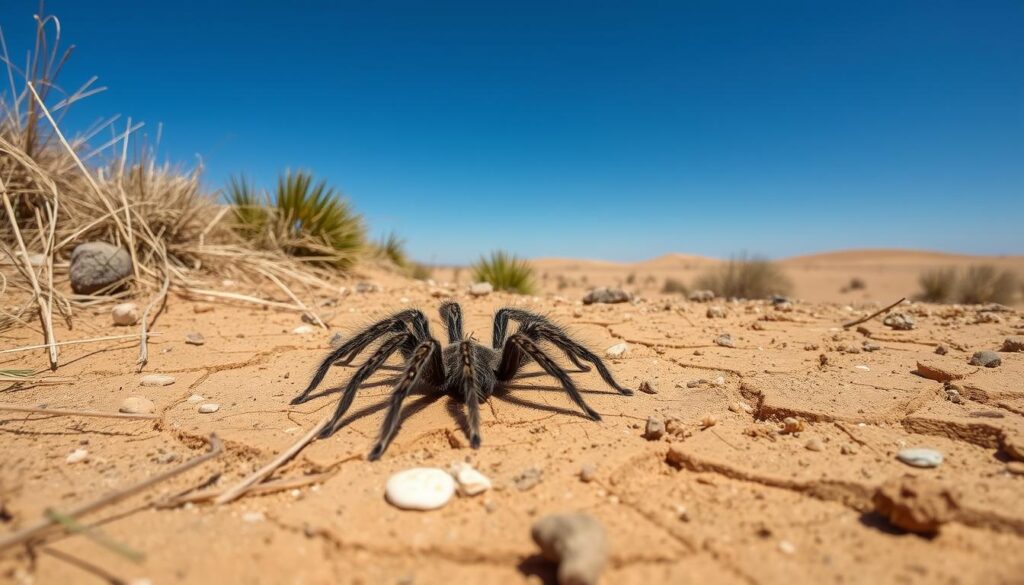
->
[375,232,409,268]
[693,255,791,299]
[227,171,365,267]
[472,251,536,294]
[916,267,957,303]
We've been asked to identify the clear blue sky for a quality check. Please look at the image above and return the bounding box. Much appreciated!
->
[3,1,1022,264]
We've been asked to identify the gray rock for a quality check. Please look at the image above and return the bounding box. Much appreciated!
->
[688,290,715,302]
[582,287,630,305]
[862,341,881,352]
[897,448,943,468]
[1001,337,1024,353]
[354,282,380,293]
[329,332,345,349]
[643,416,665,440]
[69,242,133,294]
[969,351,1001,368]
[531,513,608,585]
[714,333,734,348]
[883,313,915,331]
[185,332,205,346]
[706,305,726,319]
[934,345,948,355]
[579,464,597,483]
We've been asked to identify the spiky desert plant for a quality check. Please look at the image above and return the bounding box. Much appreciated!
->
[375,232,408,268]
[227,170,365,268]
[693,255,791,299]
[916,267,957,303]
[956,265,1017,305]
[409,262,433,280]
[472,251,535,294]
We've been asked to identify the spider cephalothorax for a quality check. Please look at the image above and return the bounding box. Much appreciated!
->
[289,301,633,460]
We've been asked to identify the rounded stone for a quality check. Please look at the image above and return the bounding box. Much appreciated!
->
[69,242,133,294]
[968,351,1001,368]
[111,303,140,326]
[198,403,220,414]
[140,374,176,387]
[385,467,456,511]
[119,396,155,415]
[897,448,943,468]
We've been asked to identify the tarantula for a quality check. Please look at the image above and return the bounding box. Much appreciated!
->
[289,301,633,460]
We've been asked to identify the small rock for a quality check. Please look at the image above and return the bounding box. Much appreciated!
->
[934,345,948,355]
[572,307,584,318]
[531,513,608,585]
[644,416,665,440]
[781,417,804,434]
[187,394,205,403]
[328,332,345,348]
[778,540,796,555]
[193,304,214,314]
[450,463,491,496]
[469,282,494,296]
[140,374,175,387]
[873,476,960,534]
[66,448,88,464]
[605,342,628,358]
[1001,337,1024,353]
[355,282,380,293]
[582,287,631,305]
[185,332,205,346]
[385,468,456,510]
[840,444,857,455]
[700,414,717,429]
[292,325,315,335]
[862,341,881,352]
[119,396,154,415]
[69,242,133,294]
[943,384,963,404]
[968,350,1001,368]
[706,305,726,319]
[714,333,734,348]
[579,464,597,483]
[854,365,870,372]
[111,303,140,326]
[804,438,824,452]
[897,448,943,469]
[688,290,715,302]
[198,403,221,414]
[241,511,265,523]
[637,381,657,394]
[882,313,915,331]
[513,467,544,491]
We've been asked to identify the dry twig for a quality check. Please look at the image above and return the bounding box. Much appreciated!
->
[0,404,158,420]
[841,297,906,329]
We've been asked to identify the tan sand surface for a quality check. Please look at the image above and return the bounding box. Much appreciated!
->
[2,261,1024,584]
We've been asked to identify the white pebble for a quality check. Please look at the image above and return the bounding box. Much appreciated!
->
[119,396,154,415]
[198,403,220,414]
[140,374,175,387]
[241,511,265,523]
[66,448,88,464]
[187,394,205,403]
[469,282,493,296]
[854,365,870,371]
[897,448,943,468]
[292,325,315,335]
[385,467,456,510]
[778,540,796,555]
[450,463,492,496]
[605,342,628,358]
[111,303,140,326]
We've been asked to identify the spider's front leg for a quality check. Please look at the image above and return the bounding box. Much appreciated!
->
[367,338,445,460]
[497,333,601,420]
[493,308,591,372]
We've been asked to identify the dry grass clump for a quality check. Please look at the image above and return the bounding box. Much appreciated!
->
[661,277,688,295]
[473,251,535,294]
[916,265,1017,305]
[693,255,792,300]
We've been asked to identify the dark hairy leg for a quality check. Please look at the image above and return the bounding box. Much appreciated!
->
[439,301,464,343]
[368,339,444,460]
[492,308,591,371]
[459,341,482,448]
[498,333,600,420]
[525,323,633,396]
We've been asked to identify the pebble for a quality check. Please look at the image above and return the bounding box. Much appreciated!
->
[66,448,88,463]
[185,332,205,346]
[873,476,958,534]
[854,365,870,372]
[637,381,657,394]
[292,325,315,335]
[706,305,726,319]
[531,514,608,585]
[883,313,915,331]
[644,416,665,440]
[579,464,597,483]
[111,303,140,326]
[714,333,734,348]
[605,342,628,358]
[781,417,804,434]
[840,444,857,455]
[469,282,494,296]
[582,287,630,305]
[1001,337,1024,353]
[193,304,214,314]
[700,414,717,429]
[968,351,1001,368]
[355,282,380,293]
[572,307,584,318]
[187,393,205,403]
[385,468,456,510]
[897,448,943,468]
[329,332,345,348]
[241,511,265,523]
[805,438,824,452]
[778,540,796,555]
[862,341,881,352]
[198,403,221,414]
[688,290,715,302]
[450,463,491,496]
[513,467,545,491]
[140,374,175,387]
[119,396,155,415]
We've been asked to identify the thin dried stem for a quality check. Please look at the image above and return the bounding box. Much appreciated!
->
[0,404,158,420]
[842,297,907,329]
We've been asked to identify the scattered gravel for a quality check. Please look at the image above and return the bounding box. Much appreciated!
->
[385,468,456,510]
[897,448,943,468]
[531,513,608,585]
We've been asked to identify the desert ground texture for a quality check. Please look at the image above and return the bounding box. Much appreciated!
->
[2,253,1024,585]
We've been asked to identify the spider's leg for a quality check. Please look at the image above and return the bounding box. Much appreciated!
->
[367,338,443,461]
[493,308,590,371]
[318,332,415,438]
[499,333,601,421]
[458,341,482,448]
[530,324,633,396]
[439,301,464,343]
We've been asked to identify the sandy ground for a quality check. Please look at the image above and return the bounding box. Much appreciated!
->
[2,258,1024,585]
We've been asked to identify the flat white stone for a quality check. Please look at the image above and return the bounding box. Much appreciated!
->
[187,394,205,403]
[897,448,943,468]
[198,403,220,414]
[292,325,315,335]
[119,396,154,414]
[450,463,492,496]
[140,374,176,387]
[66,448,88,463]
[605,342,628,358]
[385,467,456,510]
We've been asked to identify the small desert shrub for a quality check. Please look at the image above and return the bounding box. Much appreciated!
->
[848,277,866,290]
[409,262,433,280]
[957,265,1017,305]
[693,255,792,299]
[472,251,535,294]
[626,272,636,285]
[228,171,365,268]
[373,232,408,268]
[661,277,688,295]
[917,267,957,302]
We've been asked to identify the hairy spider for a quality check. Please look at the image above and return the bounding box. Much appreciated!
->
[289,301,633,460]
